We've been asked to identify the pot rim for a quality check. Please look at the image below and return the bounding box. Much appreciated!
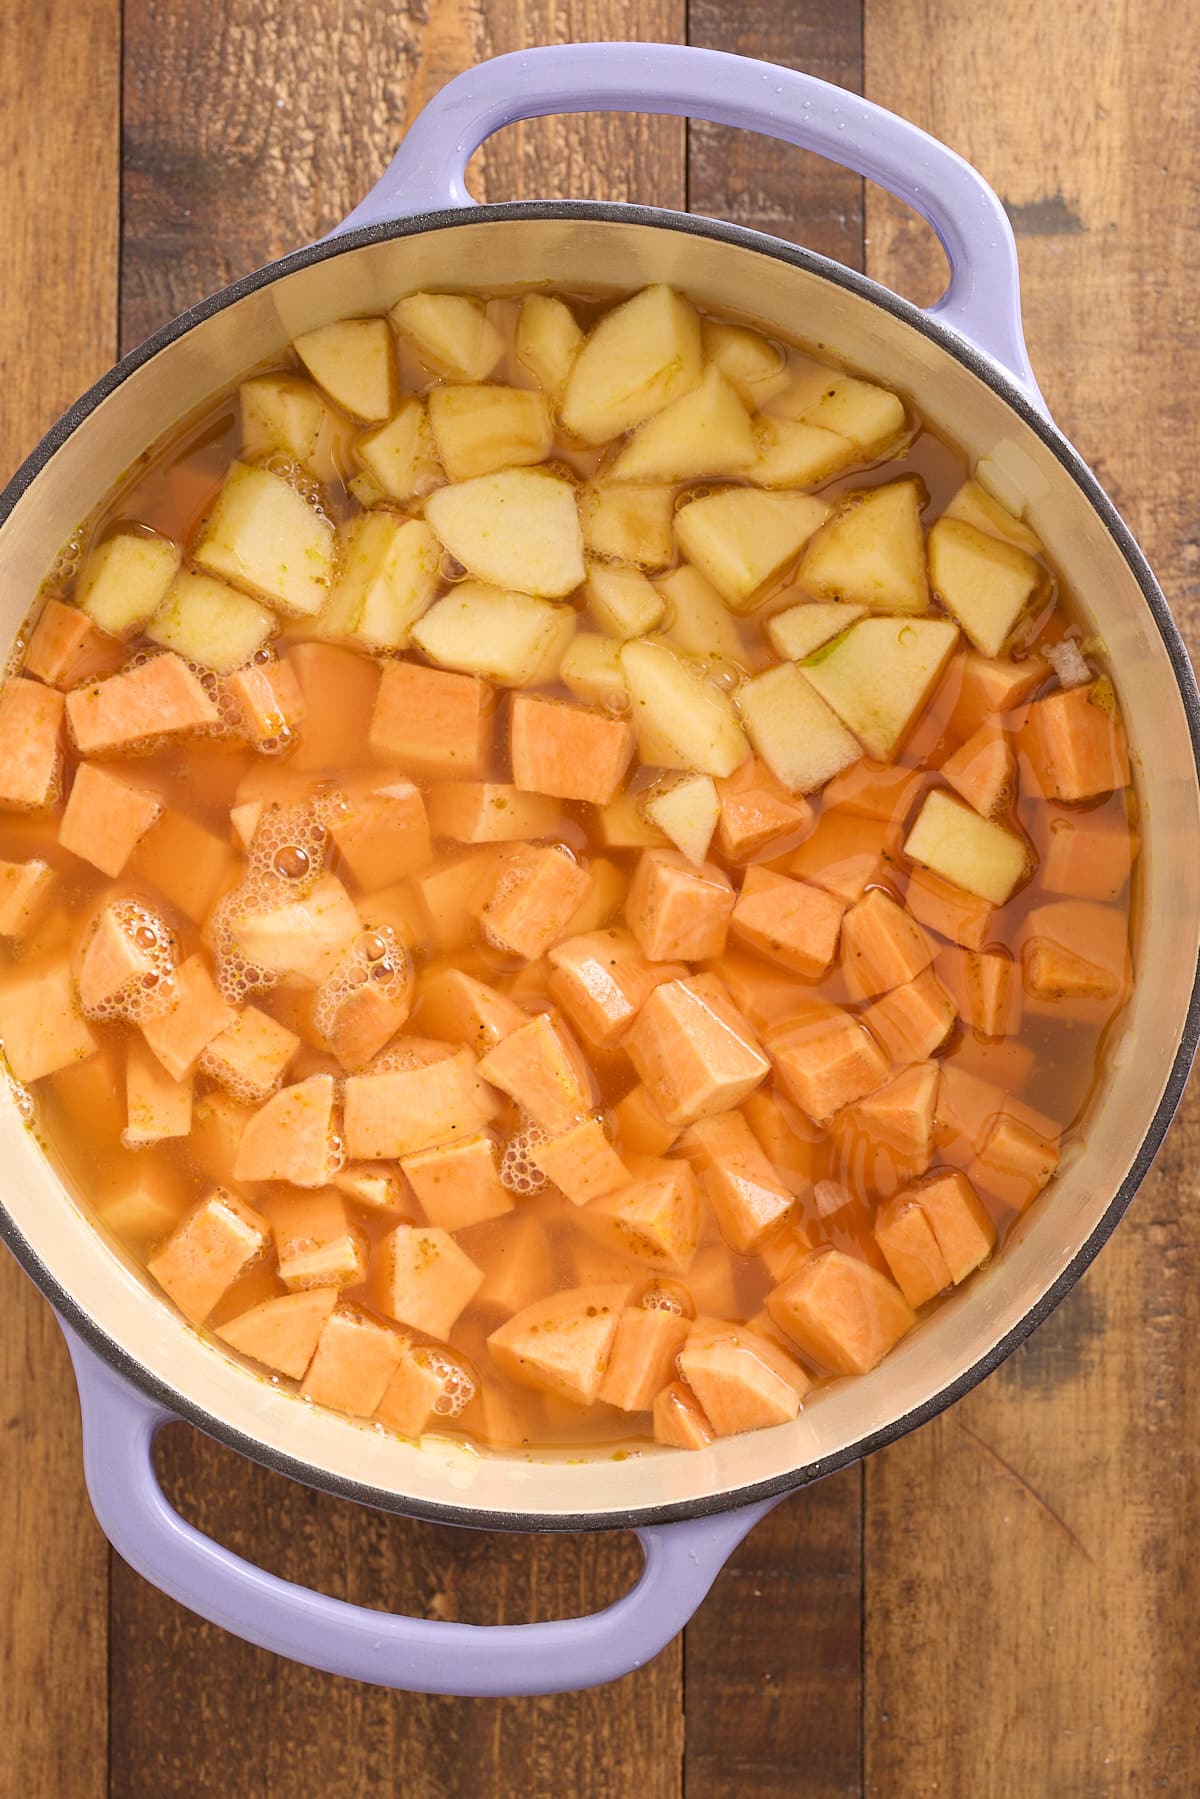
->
[3,198,1199,1534]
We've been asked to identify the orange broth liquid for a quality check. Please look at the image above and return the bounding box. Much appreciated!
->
[1,287,1136,1456]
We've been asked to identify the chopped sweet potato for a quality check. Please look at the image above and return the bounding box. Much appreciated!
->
[1020,899,1130,1002]
[141,954,237,1079]
[401,1134,514,1230]
[529,1116,630,1205]
[96,1167,187,1245]
[374,1343,450,1438]
[730,864,845,976]
[269,1187,368,1291]
[332,1162,411,1214]
[411,846,506,953]
[948,650,1048,739]
[284,641,380,771]
[314,949,414,1072]
[301,1304,406,1415]
[968,1113,1059,1211]
[600,1307,691,1410]
[652,1379,715,1449]
[841,887,934,999]
[124,1036,193,1145]
[344,1046,494,1158]
[427,781,561,844]
[904,866,996,952]
[1023,681,1130,801]
[679,1110,794,1254]
[472,1212,555,1316]
[373,1223,484,1336]
[611,1082,681,1157]
[769,1005,890,1125]
[626,849,736,962]
[59,763,161,877]
[626,974,769,1127]
[369,658,493,777]
[767,1246,916,1375]
[218,1286,338,1380]
[863,967,957,1064]
[476,1012,592,1132]
[487,1284,631,1404]
[129,808,236,922]
[0,858,54,938]
[874,1194,953,1308]
[233,1072,337,1187]
[187,1090,254,1186]
[547,928,683,1047]
[583,1161,701,1273]
[199,1004,300,1104]
[0,677,64,808]
[413,967,525,1054]
[1041,809,1137,902]
[912,1169,997,1282]
[481,843,590,960]
[705,954,810,1033]
[842,1061,939,1177]
[0,954,97,1081]
[788,811,893,905]
[510,694,636,806]
[821,759,921,820]
[24,599,124,690]
[65,654,218,755]
[940,721,1015,818]
[936,946,1016,1038]
[714,757,813,860]
[742,1088,823,1196]
[147,1188,268,1324]
[678,1321,809,1434]
[224,658,305,750]
[328,779,433,889]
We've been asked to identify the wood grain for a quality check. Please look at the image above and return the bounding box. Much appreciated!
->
[862,2,1200,1791]
[0,1,119,1792]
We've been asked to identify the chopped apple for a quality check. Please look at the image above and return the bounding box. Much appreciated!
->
[766,600,867,661]
[411,582,575,686]
[424,468,584,598]
[357,398,444,502]
[768,362,908,453]
[580,484,675,569]
[239,374,327,467]
[655,565,745,662]
[736,662,861,794]
[318,512,440,650]
[427,383,554,482]
[559,634,629,710]
[561,284,703,443]
[904,787,1031,905]
[800,479,929,613]
[76,530,181,638]
[389,291,503,381]
[293,317,395,422]
[609,365,755,483]
[620,638,748,777]
[801,617,959,760]
[744,415,857,489]
[194,461,334,618]
[643,773,720,865]
[674,489,828,612]
[146,570,274,673]
[701,320,791,406]
[928,516,1044,658]
[942,478,1043,554]
[515,293,584,401]
[584,562,664,640]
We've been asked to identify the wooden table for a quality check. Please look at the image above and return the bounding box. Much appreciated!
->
[3,1,1197,1791]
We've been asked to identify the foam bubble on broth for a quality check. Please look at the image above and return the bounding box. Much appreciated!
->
[500,1122,550,1196]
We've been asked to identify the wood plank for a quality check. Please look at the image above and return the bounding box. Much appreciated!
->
[682,10,865,1796]
[113,4,685,1793]
[863,2,1200,1790]
[0,2,119,1792]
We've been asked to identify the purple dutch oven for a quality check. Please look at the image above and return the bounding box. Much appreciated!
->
[0,44,1197,1697]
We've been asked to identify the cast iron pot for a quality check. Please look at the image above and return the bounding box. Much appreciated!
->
[1,43,1197,1697]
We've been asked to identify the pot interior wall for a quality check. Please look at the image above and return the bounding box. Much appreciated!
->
[0,213,1195,1525]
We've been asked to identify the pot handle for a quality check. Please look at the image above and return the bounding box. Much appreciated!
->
[65,1330,775,1695]
[332,41,1041,400]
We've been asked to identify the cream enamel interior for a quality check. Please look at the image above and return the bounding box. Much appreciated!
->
[1,213,1196,1524]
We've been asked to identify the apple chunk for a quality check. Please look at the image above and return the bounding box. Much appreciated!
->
[643,773,721,865]
[318,513,441,650]
[357,398,443,502]
[620,639,748,777]
[674,490,828,612]
[424,468,585,597]
[735,662,861,794]
[904,788,1031,905]
[147,570,275,673]
[942,478,1043,553]
[609,366,756,483]
[928,516,1044,657]
[427,383,553,481]
[561,284,703,443]
[411,582,575,686]
[293,318,395,422]
[389,292,503,382]
[194,462,334,618]
[800,478,929,613]
[515,294,584,401]
[801,617,959,760]
[766,600,867,661]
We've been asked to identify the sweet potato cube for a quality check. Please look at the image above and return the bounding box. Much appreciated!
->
[585,1161,701,1273]
[509,694,635,806]
[768,1246,916,1375]
[65,654,218,755]
[217,1286,338,1380]
[147,1188,268,1324]
[269,1188,367,1291]
[188,1091,253,1185]
[401,1134,513,1231]
[333,1162,411,1215]
[487,1284,631,1405]
[715,757,813,860]
[529,1116,629,1205]
[937,946,1015,1038]
[427,781,560,845]
[905,866,996,951]
[129,808,236,922]
[373,1224,484,1337]
[315,956,414,1074]
[199,1005,299,1104]
[742,1088,823,1196]
[233,1073,337,1187]
[949,650,1049,739]
[863,968,957,1065]
[874,1194,953,1308]
[59,763,161,877]
[627,975,769,1127]
[731,865,845,977]
[653,1379,715,1449]
[141,954,236,1079]
[344,1046,493,1158]
[223,873,362,989]
[282,641,379,771]
[329,779,432,890]
[374,1344,452,1438]
[0,955,96,1081]
[224,658,305,749]
[1024,681,1130,801]
[709,955,812,1034]
[411,847,505,953]
[370,659,493,778]
[74,902,166,1018]
[125,1036,192,1145]
[914,1169,997,1283]
[548,928,683,1048]
[680,1111,794,1254]
[1042,809,1136,902]
[473,1213,554,1317]
[627,850,736,963]
[476,1013,592,1133]
[24,599,124,689]
[600,1307,691,1411]
[481,844,590,961]
[1021,899,1129,1002]
[769,1006,890,1125]
[301,1305,406,1415]
[0,678,63,809]
[940,721,1015,819]
[413,967,525,1054]
[96,1168,186,1245]
[968,1113,1059,1211]
[0,858,54,938]
[611,1083,681,1157]
[789,811,892,905]
[678,1322,809,1435]
[846,1061,939,1173]
[841,887,934,999]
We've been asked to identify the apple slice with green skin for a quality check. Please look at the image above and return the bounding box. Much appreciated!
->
[674,489,829,613]
[620,639,749,778]
[643,773,721,866]
[904,788,1031,905]
[389,292,503,382]
[927,515,1045,657]
[766,600,867,661]
[293,318,395,422]
[735,662,861,795]
[800,478,929,613]
[801,616,960,761]
[425,467,585,598]
[561,284,703,444]
[411,582,576,687]
[609,365,756,483]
